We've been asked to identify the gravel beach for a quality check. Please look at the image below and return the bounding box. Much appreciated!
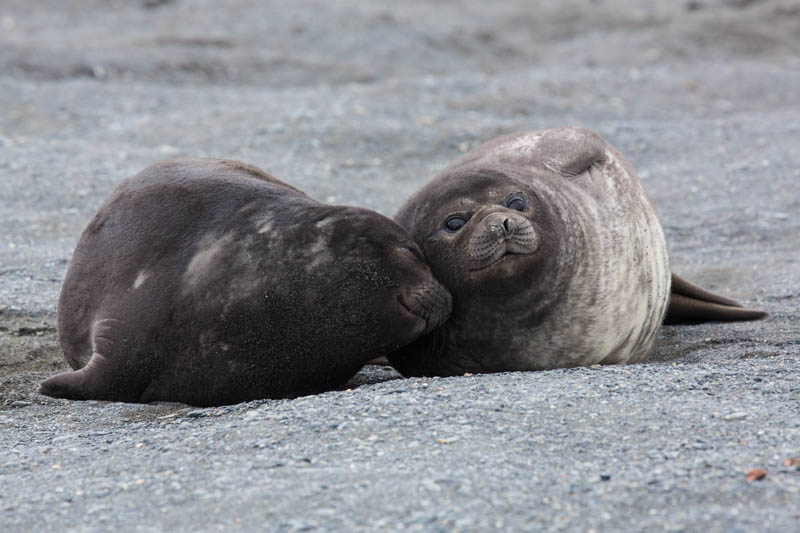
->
[1,1,799,531]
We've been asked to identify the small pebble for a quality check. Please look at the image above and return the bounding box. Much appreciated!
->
[745,469,767,482]
[724,412,747,421]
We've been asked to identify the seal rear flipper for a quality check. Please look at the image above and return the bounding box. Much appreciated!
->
[39,352,147,402]
[665,273,767,324]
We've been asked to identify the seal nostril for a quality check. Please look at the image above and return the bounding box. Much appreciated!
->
[503,218,510,232]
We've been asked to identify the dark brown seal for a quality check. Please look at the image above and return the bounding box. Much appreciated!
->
[40,159,451,405]
[387,127,765,377]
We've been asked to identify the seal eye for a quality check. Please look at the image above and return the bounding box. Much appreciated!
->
[444,215,467,232]
[505,194,526,212]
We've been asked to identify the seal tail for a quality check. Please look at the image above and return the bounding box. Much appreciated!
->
[664,272,767,324]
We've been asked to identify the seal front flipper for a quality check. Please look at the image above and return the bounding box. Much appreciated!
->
[531,127,608,178]
[451,127,607,179]
[664,272,767,324]
[501,127,607,178]
[39,352,147,402]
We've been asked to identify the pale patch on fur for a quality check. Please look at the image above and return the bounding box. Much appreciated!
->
[256,218,274,234]
[183,235,230,287]
[315,217,335,229]
[303,219,335,272]
[186,232,268,311]
[500,134,543,157]
[458,197,477,208]
[467,134,547,171]
[309,235,328,256]
[133,270,149,290]
[305,235,333,272]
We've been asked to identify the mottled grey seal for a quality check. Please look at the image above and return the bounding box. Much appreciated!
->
[40,158,452,405]
[388,127,765,377]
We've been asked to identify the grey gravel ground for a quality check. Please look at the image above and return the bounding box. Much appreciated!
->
[1,1,799,531]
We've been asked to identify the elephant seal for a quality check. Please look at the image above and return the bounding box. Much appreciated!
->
[388,127,765,377]
[40,158,452,405]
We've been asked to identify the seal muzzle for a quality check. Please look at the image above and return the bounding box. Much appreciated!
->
[398,280,453,336]
[468,211,539,270]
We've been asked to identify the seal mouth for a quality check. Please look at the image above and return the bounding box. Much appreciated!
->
[470,249,532,271]
[396,295,432,338]
[397,294,423,318]
[471,254,507,271]
[397,283,453,335]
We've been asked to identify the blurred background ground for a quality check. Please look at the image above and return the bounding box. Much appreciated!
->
[1,1,798,531]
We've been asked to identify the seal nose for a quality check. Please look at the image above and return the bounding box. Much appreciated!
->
[469,211,539,268]
[485,212,515,236]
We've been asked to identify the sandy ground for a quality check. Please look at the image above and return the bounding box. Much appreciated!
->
[1,1,799,531]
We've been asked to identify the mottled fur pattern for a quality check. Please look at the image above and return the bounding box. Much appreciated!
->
[41,158,452,405]
[389,127,671,376]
